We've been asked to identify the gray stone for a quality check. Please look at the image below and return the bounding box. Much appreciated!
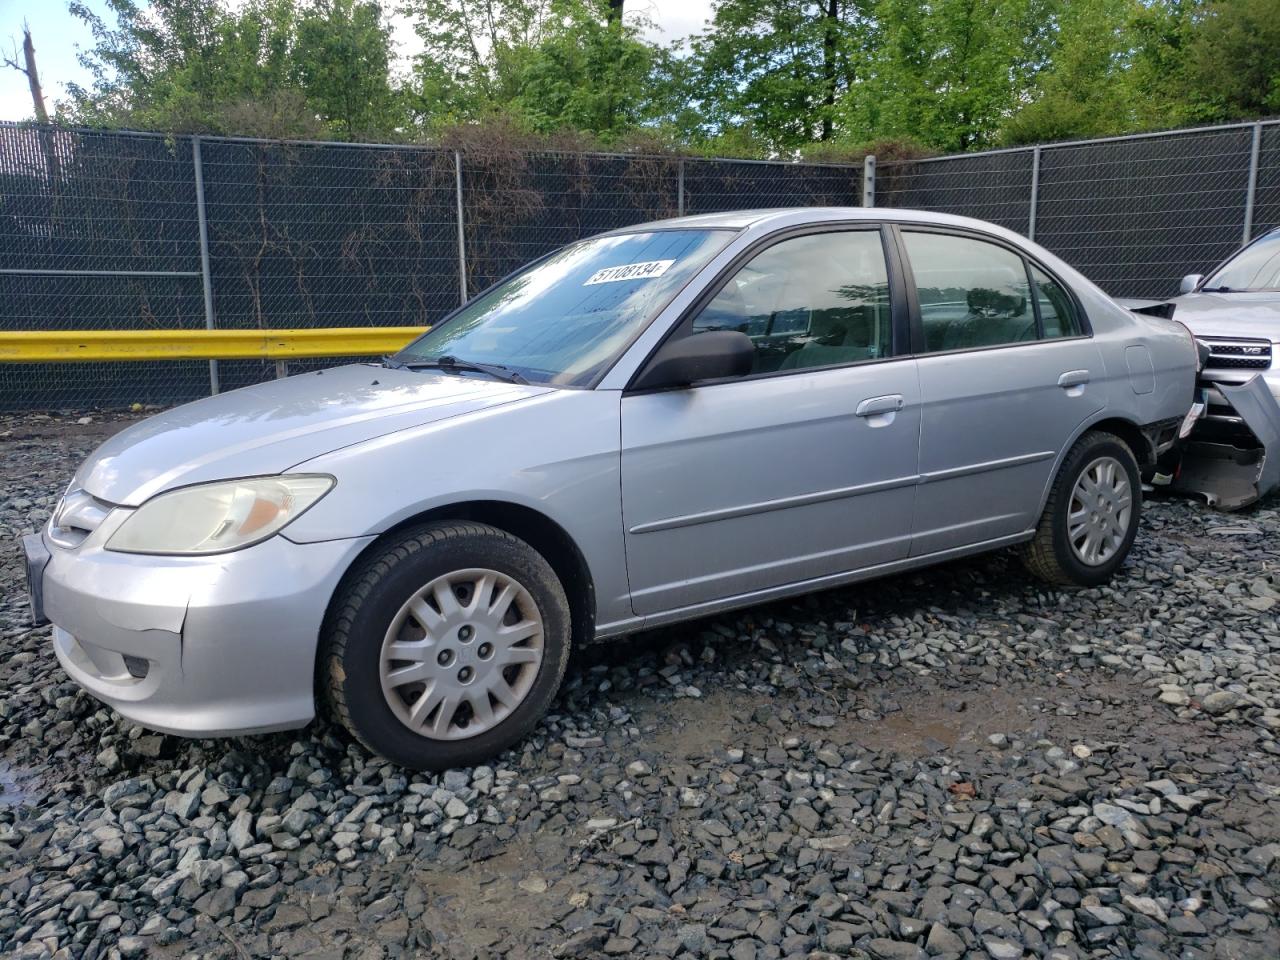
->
[1201,691,1242,715]
[227,810,253,851]
[926,924,965,955]
[984,938,1023,959]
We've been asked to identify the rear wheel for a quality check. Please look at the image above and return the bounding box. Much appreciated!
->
[321,522,571,771]
[1019,430,1141,587]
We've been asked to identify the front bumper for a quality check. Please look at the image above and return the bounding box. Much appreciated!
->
[1198,371,1280,435]
[1173,375,1280,510]
[35,525,373,736]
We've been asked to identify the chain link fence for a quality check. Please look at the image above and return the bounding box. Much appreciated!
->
[8,120,1279,412]
[877,119,1280,300]
[0,125,861,410]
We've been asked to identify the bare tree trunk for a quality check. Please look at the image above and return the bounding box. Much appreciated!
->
[605,0,625,132]
[22,27,48,123]
[3,26,59,182]
[820,0,838,141]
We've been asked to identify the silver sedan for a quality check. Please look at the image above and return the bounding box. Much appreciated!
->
[24,208,1198,770]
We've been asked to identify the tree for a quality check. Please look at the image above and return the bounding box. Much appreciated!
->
[3,24,51,123]
[65,0,403,138]
[999,0,1280,145]
[45,0,1280,154]
[511,1,661,135]
[679,0,1052,155]
[997,0,1138,145]
[679,0,875,153]
[401,0,556,123]
[848,0,1043,151]
[1171,0,1280,121]
[403,0,664,140]
[3,24,60,180]
[294,0,402,138]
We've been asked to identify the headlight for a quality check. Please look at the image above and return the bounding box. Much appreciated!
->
[106,475,334,555]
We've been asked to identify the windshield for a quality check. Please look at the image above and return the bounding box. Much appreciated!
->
[395,229,734,386]
[1204,231,1280,291]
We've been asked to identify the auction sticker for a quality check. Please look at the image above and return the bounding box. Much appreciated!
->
[584,259,675,285]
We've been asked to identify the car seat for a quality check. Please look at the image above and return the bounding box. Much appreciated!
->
[779,305,877,370]
[938,286,1034,350]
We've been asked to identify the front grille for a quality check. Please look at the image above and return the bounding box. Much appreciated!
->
[48,489,114,548]
[1203,338,1272,371]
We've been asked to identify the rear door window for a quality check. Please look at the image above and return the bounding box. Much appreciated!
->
[1029,263,1081,338]
[902,231,1036,352]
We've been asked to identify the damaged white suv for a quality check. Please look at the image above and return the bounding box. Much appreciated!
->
[1156,227,1280,509]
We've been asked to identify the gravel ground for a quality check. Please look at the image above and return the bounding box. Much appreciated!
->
[1,412,1278,960]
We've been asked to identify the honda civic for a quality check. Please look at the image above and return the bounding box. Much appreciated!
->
[24,208,1198,770]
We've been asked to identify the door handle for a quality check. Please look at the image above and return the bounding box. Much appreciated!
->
[855,394,905,418]
[1057,370,1091,388]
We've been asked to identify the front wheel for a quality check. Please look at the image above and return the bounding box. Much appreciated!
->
[321,522,572,771]
[1019,430,1142,587]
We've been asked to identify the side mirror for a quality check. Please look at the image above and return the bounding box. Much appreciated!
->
[632,331,754,391]
[1178,274,1203,295]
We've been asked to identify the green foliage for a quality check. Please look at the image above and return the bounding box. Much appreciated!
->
[1000,0,1280,145]
[998,0,1137,145]
[851,0,1046,151]
[1172,0,1280,121]
[294,0,402,138]
[65,0,404,137]
[402,0,663,140]
[57,0,1280,156]
[676,0,873,152]
[799,135,935,165]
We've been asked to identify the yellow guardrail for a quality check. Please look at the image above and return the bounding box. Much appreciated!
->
[0,327,429,363]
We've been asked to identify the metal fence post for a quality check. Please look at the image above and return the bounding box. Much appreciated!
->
[862,155,875,207]
[191,135,220,394]
[454,151,468,305]
[1028,146,1041,242]
[1243,123,1262,244]
[677,159,686,216]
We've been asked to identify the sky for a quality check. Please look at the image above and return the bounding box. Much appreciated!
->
[0,0,717,123]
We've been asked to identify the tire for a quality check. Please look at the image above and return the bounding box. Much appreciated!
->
[1019,430,1142,587]
[321,522,572,771]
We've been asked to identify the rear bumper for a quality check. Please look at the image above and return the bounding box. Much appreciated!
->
[40,528,373,736]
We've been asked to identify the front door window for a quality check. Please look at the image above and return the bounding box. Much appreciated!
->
[692,231,892,374]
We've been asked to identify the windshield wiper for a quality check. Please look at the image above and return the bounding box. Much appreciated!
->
[384,354,528,385]
[1200,286,1235,293]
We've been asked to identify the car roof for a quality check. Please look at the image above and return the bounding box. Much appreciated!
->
[617,207,1019,235]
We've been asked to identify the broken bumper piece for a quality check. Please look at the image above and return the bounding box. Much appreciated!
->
[1172,375,1280,510]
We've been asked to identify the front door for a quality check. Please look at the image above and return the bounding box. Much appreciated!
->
[620,228,921,616]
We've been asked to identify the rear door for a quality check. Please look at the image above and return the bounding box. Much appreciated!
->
[897,228,1106,556]
[620,226,921,616]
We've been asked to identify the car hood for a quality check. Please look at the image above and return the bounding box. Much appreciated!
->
[1170,291,1280,342]
[77,364,553,506]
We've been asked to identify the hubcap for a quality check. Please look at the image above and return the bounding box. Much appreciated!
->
[379,568,544,740]
[1068,455,1132,566]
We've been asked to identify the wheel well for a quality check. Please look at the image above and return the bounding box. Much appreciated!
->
[1088,417,1153,467]
[367,501,596,648]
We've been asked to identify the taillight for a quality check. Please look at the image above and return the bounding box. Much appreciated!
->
[1174,320,1210,372]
